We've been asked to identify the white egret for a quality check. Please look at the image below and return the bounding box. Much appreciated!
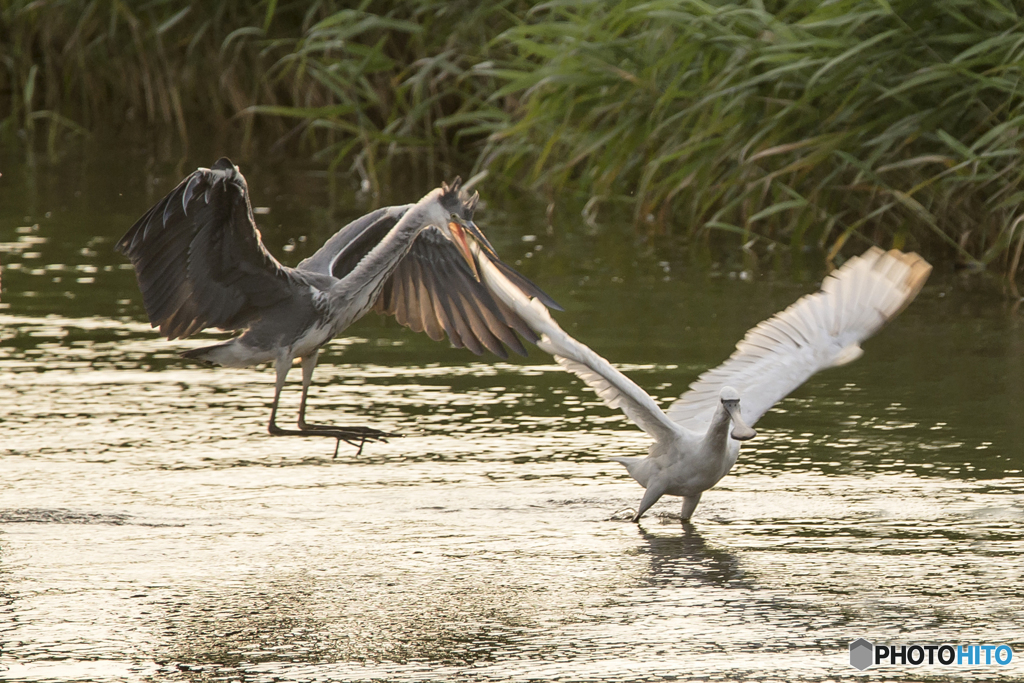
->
[480,247,931,521]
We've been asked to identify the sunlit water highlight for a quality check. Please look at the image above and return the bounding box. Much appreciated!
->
[1,152,1023,682]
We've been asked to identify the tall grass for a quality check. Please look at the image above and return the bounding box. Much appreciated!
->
[250,0,528,191]
[3,0,1024,279]
[482,0,1024,275]
[0,0,519,182]
[0,1,285,152]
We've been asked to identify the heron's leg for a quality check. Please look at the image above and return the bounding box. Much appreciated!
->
[296,350,321,430]
[262,352,394,457]
[266,354,373,454]
[294,350,398,452]
[295,351,370,432]
[267,356,292,436]
[680,493,702,522]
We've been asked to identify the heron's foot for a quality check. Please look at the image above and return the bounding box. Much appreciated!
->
[296,422,399,456]
[269,422,395,457]
[297,421,398,441]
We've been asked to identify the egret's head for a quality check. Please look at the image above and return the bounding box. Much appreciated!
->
[719,386,756,441]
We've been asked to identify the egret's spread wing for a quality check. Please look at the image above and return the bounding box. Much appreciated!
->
[373,226,546,358]
[116,158,294,339]
[478,258,683,442]
[463,225,562,312]
[666,248,931,432]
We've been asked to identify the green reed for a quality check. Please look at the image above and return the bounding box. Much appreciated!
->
[481,0,1024,278]
[3,0,1024,278]
[249,0,529,192]
[0,1,526,187]
[2,1,274,149]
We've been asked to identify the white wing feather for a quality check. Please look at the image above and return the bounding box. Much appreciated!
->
[478,256,684,442]
[665,247,931,431]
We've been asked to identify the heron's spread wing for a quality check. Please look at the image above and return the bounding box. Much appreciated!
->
[116,158,294,339]
[666,248,931,432]
[373,227,546,358]
[478,258,683,442]
[296,205,411,278]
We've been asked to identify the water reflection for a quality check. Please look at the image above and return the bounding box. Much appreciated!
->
[2,150,1024,682]
[636,524,748,588]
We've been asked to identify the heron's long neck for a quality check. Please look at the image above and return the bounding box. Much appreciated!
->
[351,204,431,284]
[327,202,433,325]
[699,402,734,458]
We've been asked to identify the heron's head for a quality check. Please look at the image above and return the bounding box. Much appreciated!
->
[719,386,756,441]
[432,177,484,280]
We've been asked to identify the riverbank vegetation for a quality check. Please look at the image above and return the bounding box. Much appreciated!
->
[2,0,1023,278]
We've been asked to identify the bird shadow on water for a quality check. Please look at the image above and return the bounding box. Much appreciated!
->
[632,522,751,589]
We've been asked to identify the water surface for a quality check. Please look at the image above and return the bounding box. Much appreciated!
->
[1,147,1022,682]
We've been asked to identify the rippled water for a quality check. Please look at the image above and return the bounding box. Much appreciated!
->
[1,148,1023,682]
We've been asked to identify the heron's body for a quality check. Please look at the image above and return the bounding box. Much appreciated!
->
[179,204,419,369]
[117,159,559,452]
[480,247,931,522]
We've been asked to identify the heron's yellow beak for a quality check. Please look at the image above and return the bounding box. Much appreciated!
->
[449,220,480,282]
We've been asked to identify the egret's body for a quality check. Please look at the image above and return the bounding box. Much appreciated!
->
[480,248,931,521]
[117,158,558,452]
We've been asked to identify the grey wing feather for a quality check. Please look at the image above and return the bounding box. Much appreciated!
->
[115,158,296,339]
[298,208,550,359]
[665,248,931,432]
[373,226,541,359]
[296,205,412,277]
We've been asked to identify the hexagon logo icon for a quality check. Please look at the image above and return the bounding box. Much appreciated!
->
[850,638,874,670]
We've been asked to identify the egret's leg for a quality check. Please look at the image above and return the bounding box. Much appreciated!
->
[631,482,668,523]
[680,493,703,522]
[266,353,388,455]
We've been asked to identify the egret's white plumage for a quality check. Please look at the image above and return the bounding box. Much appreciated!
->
[480,247,931,522]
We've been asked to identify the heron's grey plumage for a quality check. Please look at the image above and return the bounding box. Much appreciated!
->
[118,158,300,340]
[375,226,536,357]
[116,158,557,452]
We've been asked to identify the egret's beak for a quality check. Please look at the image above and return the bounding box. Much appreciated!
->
[449,219,481,281]
[723,402,757,441]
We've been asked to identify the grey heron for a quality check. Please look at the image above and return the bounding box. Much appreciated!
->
[480,247,931,522]
[116,158,559,454]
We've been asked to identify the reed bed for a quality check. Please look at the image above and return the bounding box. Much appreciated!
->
[3,0,1024,276]
[250,0,528,192]
[0,0,520,177]
[1,0,278,151]
[483,0,1024,275]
